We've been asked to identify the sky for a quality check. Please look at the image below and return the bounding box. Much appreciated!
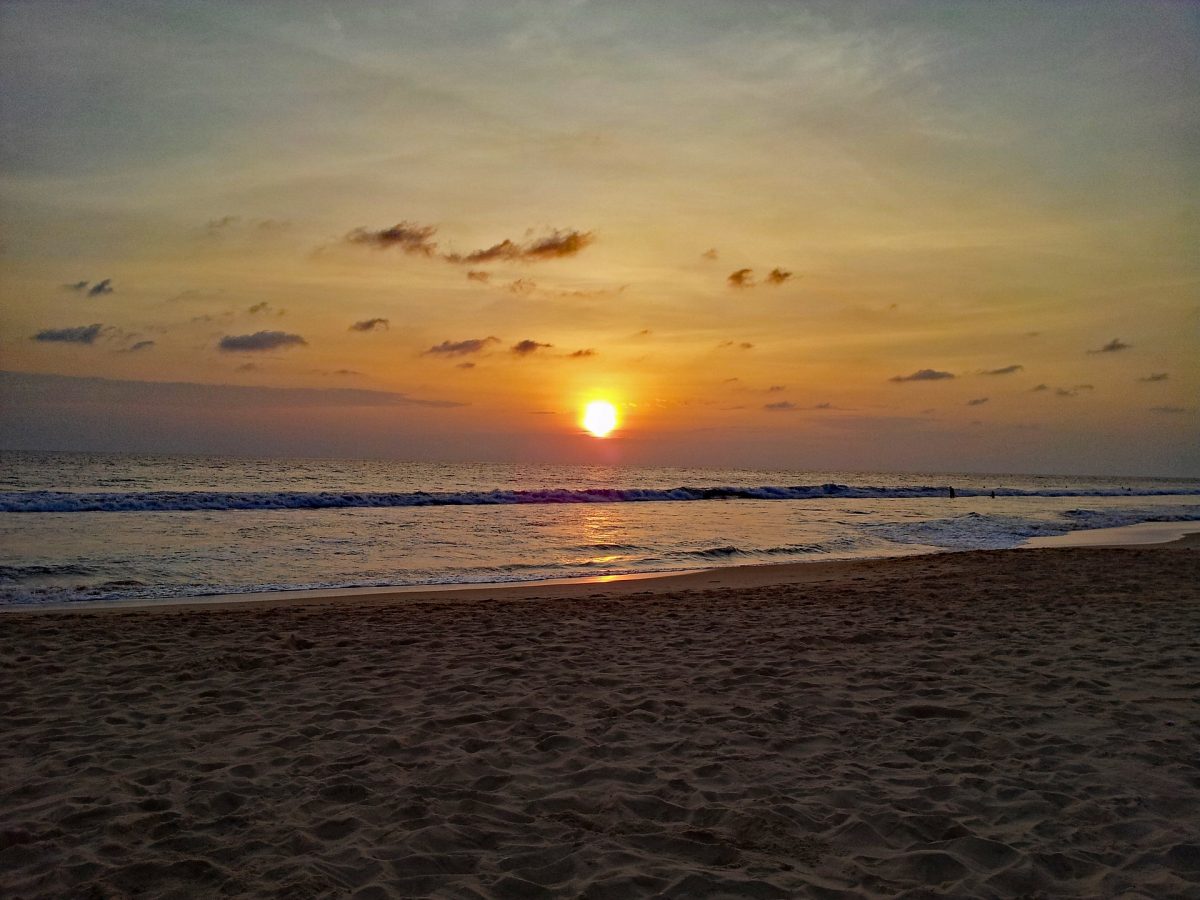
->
[1,0,1197,475]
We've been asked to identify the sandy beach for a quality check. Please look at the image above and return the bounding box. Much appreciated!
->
[3,542,1199,899]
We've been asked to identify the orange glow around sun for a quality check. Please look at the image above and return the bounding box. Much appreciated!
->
[582,400,618,437]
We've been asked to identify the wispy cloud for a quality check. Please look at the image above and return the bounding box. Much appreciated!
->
[1139,373,1168,382]
[1054,384,1094,397]
[218,331,307,352]
[424,337,499,356]
[0,371,463,409]
[727,268,754,288]
[1150,406,1187,414]
[568,349,596,358]
[889,369,954,383]
[765,268,792,285]
[346,221,439,255]
[347,222,594,265]
[1088,337,1131,354]
[764,401,797,411]
[511,339,552,356]
[466,270,490,283]
[32,324,103,344]
[122,340,155,353]
[1030,383,1049,392]
[206,216,291,237]
[58,277,115,297]
[446,229,593,264]
[982,364,1023,376]
[701,248,718,261]
[350,318,389,332]
[246,302,284,316]
[967,397,989,406]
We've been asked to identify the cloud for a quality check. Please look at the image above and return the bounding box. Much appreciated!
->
[1030,383,1049,392]
[1139,373,1168,382]
[348,222,594,265]
[466,270,490,283]
[568,349,596,358]
[814,402,833,409]
[218,331,308,352]
[764,401,797,411]
[511,339,552,356]
[87,279,114,297]
[236,363,260,372]
[424,336,499,356]
[32,323,103,344]
[727,268,754,288]
[889,369,954,383]
[1150,406,1187,414]
[1054,385,1094,397]
[206,216,292,237]
[64,280,90,292]
[1088,338,1131,354]
[983,364,1023,376]
[507,278,537,294]
[447,229,594,264]
[967,397,989,406]
[701,248,718,261]
[206,215,240,234]
[456,361,476,369]
[350,318,390,332]
[765,268,792,285]
[346,221,439,255]
[332,369,360,376]
[0,370,464,409]
[123,340,155,353]
[718,341,754,350]
[247,301,283,315]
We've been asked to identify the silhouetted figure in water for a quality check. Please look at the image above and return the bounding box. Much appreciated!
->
[990,490,996,499]
[948,486,956,499]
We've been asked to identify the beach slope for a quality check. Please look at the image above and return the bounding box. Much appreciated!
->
[3,545,1199,898]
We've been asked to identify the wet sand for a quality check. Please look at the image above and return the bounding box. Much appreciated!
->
[3,543,1199,898]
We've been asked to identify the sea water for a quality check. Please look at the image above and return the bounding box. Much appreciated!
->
[2,451,1197,606]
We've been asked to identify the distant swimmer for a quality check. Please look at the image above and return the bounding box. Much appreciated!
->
[990,490,996,499]
[948,486,956,499]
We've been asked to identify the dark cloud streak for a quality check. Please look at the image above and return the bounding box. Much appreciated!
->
[218,331,308,352]
[32,324,103,344]
[424,337,499,357]
[889,369,954,383]
[350,318,390,332]
[511,339,552,356]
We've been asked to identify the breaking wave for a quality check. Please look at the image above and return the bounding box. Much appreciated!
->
[3,483,1199,513]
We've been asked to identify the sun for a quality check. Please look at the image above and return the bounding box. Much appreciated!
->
[582,400,618,438]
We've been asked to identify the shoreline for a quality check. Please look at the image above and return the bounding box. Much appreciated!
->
[7,523,1198,616]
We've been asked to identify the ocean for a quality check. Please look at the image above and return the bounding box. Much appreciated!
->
[2,451,1198,607]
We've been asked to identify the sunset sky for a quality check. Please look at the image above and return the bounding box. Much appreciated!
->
[1,1,1196,475]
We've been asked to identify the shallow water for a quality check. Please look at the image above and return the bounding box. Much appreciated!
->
[2,451,1197,605]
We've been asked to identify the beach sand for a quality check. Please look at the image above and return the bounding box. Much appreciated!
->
[3,543,1199,898]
